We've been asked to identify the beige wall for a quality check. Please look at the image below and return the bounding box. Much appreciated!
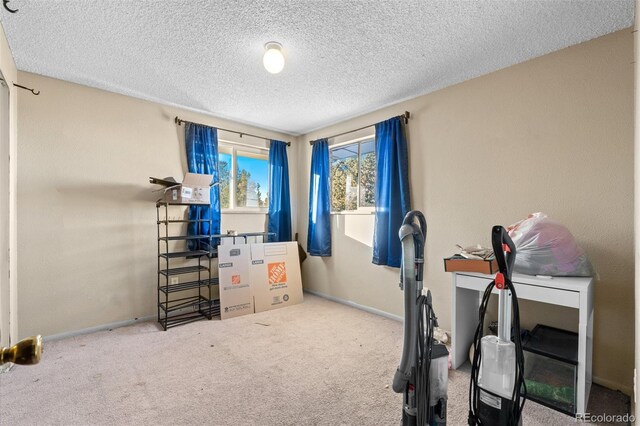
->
[16,72,299,338]
[298,30,634,393]
[0,21,18,347]
[634,0,639,415]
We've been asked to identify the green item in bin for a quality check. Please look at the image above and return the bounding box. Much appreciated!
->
[525,379,574,405]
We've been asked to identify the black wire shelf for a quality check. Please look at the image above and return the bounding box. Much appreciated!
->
[156,201,214,207]
[162,311,209,329]
[156,202,218,330]
[159,250,209,259]
[159,265,208,277]
[158,295,210,314]
[157,219,212,224]
[158,298,221,329]
[158,235,215,241]
[199,299,221,317]
[159,278,220,294]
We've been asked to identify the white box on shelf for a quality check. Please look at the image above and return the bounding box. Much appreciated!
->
[152,173,213,205]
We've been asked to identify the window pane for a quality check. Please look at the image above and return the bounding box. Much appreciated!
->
[359,139,375,207]
[236,150,269,208]
[218,147,232,209]
[331,143,358,211]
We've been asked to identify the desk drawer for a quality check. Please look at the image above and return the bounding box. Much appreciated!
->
[456,274,579,309]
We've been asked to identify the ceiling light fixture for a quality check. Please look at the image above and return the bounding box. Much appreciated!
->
[263,42,285,74]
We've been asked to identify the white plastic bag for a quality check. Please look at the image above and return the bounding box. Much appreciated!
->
[507,212,593,277]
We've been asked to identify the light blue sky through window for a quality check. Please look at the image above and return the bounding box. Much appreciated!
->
[237,155,268,194]
[219,152,232,168]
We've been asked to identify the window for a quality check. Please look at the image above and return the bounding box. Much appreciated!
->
[219,147,232,209]
[330,137,375,212]
[218,143,269,211]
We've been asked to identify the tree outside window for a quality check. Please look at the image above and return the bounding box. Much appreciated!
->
[218,145,269,210]
[331,138,375,212]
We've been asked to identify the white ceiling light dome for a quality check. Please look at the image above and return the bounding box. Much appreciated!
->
[263,42,285,74]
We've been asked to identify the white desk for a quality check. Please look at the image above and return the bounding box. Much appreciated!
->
[451,271,594,414]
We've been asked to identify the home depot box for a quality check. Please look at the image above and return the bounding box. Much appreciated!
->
[218,244,254,320]
[150,173,213,205]
[250,242,303,313]
[443,255,498,274]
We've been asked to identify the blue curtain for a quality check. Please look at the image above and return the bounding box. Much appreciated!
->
[268,140,292,242]
[372,117,411,267]
[185,122,221,251]
[307,138,331,256]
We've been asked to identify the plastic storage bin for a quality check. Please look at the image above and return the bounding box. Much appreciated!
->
[523,325,578,416]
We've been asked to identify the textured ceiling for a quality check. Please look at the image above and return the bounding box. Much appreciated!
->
[0,1,634,135]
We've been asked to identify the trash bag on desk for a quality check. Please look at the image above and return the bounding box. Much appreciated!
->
[507,212,593,277]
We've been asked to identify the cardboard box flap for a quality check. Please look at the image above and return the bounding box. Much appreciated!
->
[251,243,287,259]
[182,172,214,187]
[149,176,179,187]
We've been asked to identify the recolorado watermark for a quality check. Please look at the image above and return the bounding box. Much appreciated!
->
[576,412,635,424]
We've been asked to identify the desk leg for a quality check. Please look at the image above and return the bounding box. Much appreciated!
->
[452,277,480,369]
[576,288,594,415]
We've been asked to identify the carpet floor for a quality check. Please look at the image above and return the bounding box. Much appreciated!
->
[0,294,631,425]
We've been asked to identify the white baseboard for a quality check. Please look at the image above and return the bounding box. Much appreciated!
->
[43,315,155,342]
[304,288,403,322]
[593,374,634,397]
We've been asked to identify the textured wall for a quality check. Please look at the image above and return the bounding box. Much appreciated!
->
[298,30,634,393]
[16,72,299,338]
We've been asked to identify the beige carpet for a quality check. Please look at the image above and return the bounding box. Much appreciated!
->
[0,294,630,425]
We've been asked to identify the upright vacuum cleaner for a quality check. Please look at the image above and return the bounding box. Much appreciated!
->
[393,211,448,426]
[468,226,526,425]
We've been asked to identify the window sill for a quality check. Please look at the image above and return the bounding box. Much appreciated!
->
[330,211,375,216]
[222,210,268,215]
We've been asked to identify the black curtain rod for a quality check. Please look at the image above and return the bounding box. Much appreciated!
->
[0,78,40,95]
[175,117,291,146]
[13,83,39,95]
[309,111,410,146]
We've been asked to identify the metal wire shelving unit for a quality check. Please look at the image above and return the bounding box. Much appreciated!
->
[156,201,220,330]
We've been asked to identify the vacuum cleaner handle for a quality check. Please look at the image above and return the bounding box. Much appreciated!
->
[402,210,427,243]
[402,211,426,281]
[491,225,516,280]
[393,211,427,394]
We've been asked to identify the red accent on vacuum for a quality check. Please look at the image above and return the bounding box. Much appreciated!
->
[495,272,505,289]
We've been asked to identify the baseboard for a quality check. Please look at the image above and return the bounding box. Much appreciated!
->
[593,375,634,398]
[43,314,155,342]
[303,288,403,322]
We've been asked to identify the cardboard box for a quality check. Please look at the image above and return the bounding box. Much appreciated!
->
[443,255,498,274]
[218,244,254,320]
[150,173,213,205]
[250,242,303,313]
